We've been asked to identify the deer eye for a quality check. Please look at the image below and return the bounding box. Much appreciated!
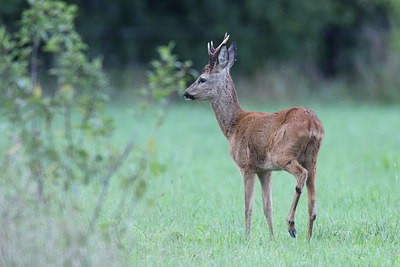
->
[199,77,207,84]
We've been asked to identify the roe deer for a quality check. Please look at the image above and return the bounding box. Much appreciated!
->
[184,34,324,240]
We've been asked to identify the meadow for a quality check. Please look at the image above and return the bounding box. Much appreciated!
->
[126,100,400,265]
[1,100,400,266]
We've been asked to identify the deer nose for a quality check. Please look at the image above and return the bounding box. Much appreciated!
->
[183,92,195,100]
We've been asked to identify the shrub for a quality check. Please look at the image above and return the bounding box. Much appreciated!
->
[0,0,195,265]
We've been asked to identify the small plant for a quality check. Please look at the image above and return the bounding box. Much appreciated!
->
[0,0,110,195]
[0,0,195,265]
[142,41,197,103]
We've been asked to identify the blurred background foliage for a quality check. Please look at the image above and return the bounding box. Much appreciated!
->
[1,0,400,101]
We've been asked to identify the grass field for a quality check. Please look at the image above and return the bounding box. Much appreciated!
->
[126,101,400,266]
[1,101,400,266]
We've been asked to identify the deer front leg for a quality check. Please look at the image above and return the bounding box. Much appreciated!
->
[241,169,255,237]
[280,159,308,238]
[257,171,275,238]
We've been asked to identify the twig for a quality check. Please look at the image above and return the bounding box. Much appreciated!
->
[87,138,136,234]
[114,157,147,222]
[63,103,75,184]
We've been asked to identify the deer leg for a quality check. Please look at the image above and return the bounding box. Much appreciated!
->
[280,159,308,238]
[306,163,317,241]
[241,169,255,237]
[304,138,321,241]
[257,172,274,238]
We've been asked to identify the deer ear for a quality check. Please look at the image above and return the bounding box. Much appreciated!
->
[227,42,237,69]
[217,45,229,69]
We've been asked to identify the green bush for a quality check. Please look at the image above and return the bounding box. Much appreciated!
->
[0,0,195,265]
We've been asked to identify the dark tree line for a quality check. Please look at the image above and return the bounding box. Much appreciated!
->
[1,0,398,76]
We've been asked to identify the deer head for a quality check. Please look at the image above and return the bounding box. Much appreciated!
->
[184,33,237,101]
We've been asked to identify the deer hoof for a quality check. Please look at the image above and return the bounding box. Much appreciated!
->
[288,228,297,238]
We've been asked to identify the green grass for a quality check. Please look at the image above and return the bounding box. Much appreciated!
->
[127,102,400,266]
[1,101,400,266]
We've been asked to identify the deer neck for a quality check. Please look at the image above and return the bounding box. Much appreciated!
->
[210,76,243,139]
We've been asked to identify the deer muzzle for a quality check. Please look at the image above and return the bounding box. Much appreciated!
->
[183,91,195,100]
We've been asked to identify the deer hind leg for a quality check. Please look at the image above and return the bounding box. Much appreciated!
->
[277,158,308,238]
[305,161,316,241]
[257,171,274,238]
[304,138,321,241]
[241,169,256,237]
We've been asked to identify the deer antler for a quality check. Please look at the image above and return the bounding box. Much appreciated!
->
[207,33,230,69]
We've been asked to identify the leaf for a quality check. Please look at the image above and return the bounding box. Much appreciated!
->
[146,139,157,155]
[149,158,166,176]
[43,34,61,52]
[33,85,42,98]
[59,84,74,99]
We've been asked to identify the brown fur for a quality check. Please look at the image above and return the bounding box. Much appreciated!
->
[184,34,324,240]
